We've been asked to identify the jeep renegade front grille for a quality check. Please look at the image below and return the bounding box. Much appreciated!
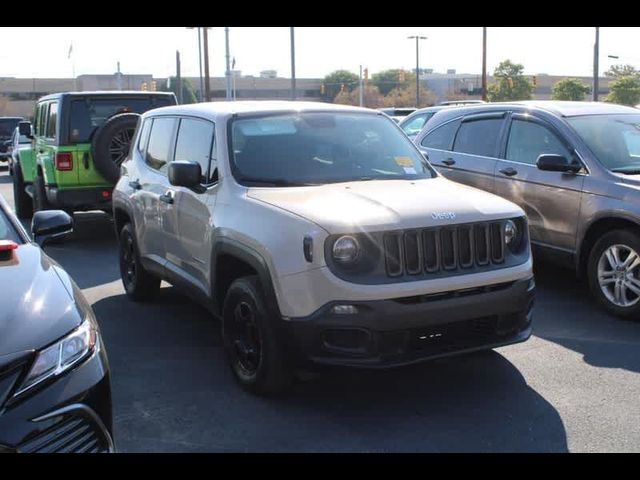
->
[383,222,505,278]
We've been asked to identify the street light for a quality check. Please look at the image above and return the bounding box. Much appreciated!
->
[186,27,204,102]
[408,35,427,107]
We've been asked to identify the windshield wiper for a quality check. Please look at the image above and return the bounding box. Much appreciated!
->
[240,177,319,187]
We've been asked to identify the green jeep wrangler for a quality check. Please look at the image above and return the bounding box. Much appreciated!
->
[13,91,177,218]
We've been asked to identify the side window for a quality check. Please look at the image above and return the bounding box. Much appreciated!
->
[506,119,572,165]
[46,102,58,139]
[402,113,429,136]
[36,103,46,137]
[453,118,503,157]
[421,120,459,151]
[145,117,177,174]
[137,118,152,156]
[173,118,216,184]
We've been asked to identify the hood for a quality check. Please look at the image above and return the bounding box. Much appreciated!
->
[248,177,524,234]
[0,244,83,355]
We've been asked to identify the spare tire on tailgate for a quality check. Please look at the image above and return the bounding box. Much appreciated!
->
[91,113,140,183]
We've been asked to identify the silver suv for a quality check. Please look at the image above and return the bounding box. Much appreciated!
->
[113,101,535,395]
[415,101,640,318]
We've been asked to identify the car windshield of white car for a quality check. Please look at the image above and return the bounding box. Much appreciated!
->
[230,112,434,186]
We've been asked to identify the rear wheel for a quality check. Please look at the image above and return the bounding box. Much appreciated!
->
[32,174,51,213]
[12,164,33,219]
[119,223,160,301]
[222,276,293,395]
[588,229,640,319]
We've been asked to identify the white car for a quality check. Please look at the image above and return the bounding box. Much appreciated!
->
[112,101,535,395]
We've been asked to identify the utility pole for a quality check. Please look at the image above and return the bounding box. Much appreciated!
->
[197,27,203,102]
[408,35,427,107]
[593,26,600,102]
[176,50,183,104]
[290,27,296,100]
[203,27,211,102]
[225,27,232,100]
[482,27,488,101]
[359,65,364,107]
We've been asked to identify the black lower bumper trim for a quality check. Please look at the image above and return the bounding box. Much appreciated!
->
[46,186,112,210]
[284,276,535,368]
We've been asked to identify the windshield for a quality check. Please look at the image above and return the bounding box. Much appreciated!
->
[69,97,174,143]
[230,112,433,186]
[568,114,640,173]
[0,208,21,244]
[0,119,21,140]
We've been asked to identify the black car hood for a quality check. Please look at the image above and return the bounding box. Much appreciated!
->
[0,244,83,355]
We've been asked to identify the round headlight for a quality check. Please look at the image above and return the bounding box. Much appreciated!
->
[504,220,518,246]
[332,235,360,263]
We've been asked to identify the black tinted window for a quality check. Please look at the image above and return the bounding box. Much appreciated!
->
[421,120,459,150]
[174,118,215,184]
[0,209,21,243]
[46,103,58,139]
[0,119,20,140]
[69,97,174,143]
[453,118,503,157]
[145,117,177,174]
[506,120,571,165]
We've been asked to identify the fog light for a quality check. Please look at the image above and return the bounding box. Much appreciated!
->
[331,305,359,315]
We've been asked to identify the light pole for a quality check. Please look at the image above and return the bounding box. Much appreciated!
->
[290,27,296,100]
[225,27,232,100]
[408,35,427,107]
[203,27,211,102]
[593,27,600,102]
[482,27,487,101]
[186,27,204,102]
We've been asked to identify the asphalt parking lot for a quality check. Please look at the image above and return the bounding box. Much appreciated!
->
[1,166,639,453]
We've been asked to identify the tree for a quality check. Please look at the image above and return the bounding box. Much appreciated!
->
[605,64,639,78]
[487,60,533,102]
[160,76,198,104]
[606,75,640,106]
[372,69,415,96]
[333,85,385,108]
[552,78,591,101]
[382,84,436,108]
[322,70,359,102]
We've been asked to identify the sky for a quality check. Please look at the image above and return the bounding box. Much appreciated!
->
[1,27,639,79]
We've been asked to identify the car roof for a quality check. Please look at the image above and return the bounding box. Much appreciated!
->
[144,101,378,121]
[38,91,176,102]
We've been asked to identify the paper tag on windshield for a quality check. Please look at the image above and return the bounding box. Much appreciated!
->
[394,156,413,167]
[403,167,417,174]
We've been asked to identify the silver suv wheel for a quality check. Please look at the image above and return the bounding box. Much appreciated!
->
[597,244,640,308]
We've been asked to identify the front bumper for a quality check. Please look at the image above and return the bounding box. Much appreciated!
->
[283,276,535,368]
[45,186,113,211]
[0,340,113,453]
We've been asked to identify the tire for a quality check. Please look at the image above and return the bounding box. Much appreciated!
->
[12,164,33,219]
[118,223,161,301]
[222,276,293,395]
[32,174,52,213]
[91,113,140,184]
[588,229,640,319]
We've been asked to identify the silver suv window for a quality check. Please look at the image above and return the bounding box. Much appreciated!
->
[506,119,572,165]
[174,118,216,184]
[145,117,177,174]
[230,112,433,186]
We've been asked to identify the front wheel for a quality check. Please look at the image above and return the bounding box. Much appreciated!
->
[588,229,640,319]
[222,276,293,395]
[119,223,161,301]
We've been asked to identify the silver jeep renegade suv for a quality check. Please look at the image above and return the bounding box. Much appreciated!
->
[113,101,535,395]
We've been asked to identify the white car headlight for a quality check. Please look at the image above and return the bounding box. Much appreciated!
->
[14,318,97,397]
[332,235,360,264]
[504,220,518,246]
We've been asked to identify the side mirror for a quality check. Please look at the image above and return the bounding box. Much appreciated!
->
[31,210,73,247]
[168,161,203,191]
[536,154,581,173]
[18,121,33,139]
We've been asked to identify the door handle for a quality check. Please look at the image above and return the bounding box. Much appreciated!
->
[83,152,90,169]
[159,190,174,204]
[499,167,518,177]
[442,158,456,166]
[129,180,141,190]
